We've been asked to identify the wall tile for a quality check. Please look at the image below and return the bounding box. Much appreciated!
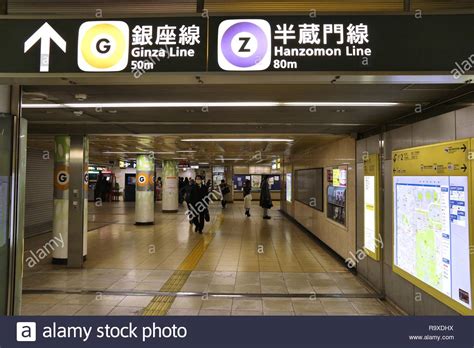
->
[414,288,459,316]
[356,139,367,164]
[384,125,413,159]
[366,135,380,155]
[367,257,383,291]
[411,111,456,147]
[384,263,415,315]
[455,106,474,139]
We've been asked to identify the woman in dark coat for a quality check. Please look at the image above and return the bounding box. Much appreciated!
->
[259,175,273,219]
[188,175,209,233]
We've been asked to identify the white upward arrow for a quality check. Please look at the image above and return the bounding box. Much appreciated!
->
[24,22,67,72]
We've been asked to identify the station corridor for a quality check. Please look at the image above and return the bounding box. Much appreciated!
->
[21,201,396,316]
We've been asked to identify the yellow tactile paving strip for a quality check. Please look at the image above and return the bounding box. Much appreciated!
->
[142,214,223,316]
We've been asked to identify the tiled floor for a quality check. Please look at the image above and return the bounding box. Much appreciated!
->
[22,201,397,316]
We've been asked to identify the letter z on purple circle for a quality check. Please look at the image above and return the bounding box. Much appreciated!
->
[218,19,272,71]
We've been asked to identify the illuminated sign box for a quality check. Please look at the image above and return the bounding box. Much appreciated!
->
[392,139,474,315]
[363,154,380,261]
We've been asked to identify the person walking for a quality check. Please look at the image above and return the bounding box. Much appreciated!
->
[189,175,209,234]
[219,179,231,208]
[243,179,252,217]
[259,175,273,219]
[184,178,194,225]
[178,177,185,205]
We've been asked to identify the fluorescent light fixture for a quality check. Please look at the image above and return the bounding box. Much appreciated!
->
[215,158,244,161]
[281,102,398,107]
[176,150,197,153]
[22,102,279,108]
[21,101,399,109]
[173,157,187,160]
[182,138,294,142]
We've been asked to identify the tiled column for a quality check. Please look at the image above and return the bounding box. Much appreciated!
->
[52,135,70,263]
[162,160,179,213]
[135,154,155,224]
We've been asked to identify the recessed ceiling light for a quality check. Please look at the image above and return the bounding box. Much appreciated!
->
[23,92,48,101]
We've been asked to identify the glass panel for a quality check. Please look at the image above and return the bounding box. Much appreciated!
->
[0,114,12,315]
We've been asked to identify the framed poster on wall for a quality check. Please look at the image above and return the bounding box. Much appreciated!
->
[295,168,323,211]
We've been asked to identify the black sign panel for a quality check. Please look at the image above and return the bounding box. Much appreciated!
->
[0,15,473,74]
[0,17,207,73]
[208,15,474,72]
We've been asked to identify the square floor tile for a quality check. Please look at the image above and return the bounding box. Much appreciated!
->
[43,304,84,315]
[232,299,263,312]
[171,297,204,310]
[262,298,294,313]
[117,296,154,307]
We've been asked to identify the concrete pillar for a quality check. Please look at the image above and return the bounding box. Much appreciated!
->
[162,160,179,213]
[135,154,155,224]
[67,136,87,268]
[52,136,70,263]
[82,137,89,257]
[225,166,234,203]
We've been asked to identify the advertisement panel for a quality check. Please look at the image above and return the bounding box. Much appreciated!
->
[363,154,380,260]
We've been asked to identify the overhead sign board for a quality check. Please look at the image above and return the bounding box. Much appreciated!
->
[0,17,207,73]
[392,139,474,315]
[208,15,474,72]
[0,15,473,73]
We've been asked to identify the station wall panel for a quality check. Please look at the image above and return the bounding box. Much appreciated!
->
[24,148,53,237]
[282,136,356,260]
[355,107,474,316]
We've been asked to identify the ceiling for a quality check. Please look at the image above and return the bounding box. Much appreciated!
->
[5,0,474,15]
[22,83,474,136]
[27,133,343,165]
[23,81,474,165]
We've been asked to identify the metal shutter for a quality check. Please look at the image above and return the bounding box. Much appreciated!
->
[24,148,53,238]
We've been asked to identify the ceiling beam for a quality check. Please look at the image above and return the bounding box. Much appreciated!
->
[0,0,6,14]
[404,0,411,12]
[196,0,205,13]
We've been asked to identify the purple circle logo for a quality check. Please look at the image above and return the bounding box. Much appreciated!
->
[218,19,272,71]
